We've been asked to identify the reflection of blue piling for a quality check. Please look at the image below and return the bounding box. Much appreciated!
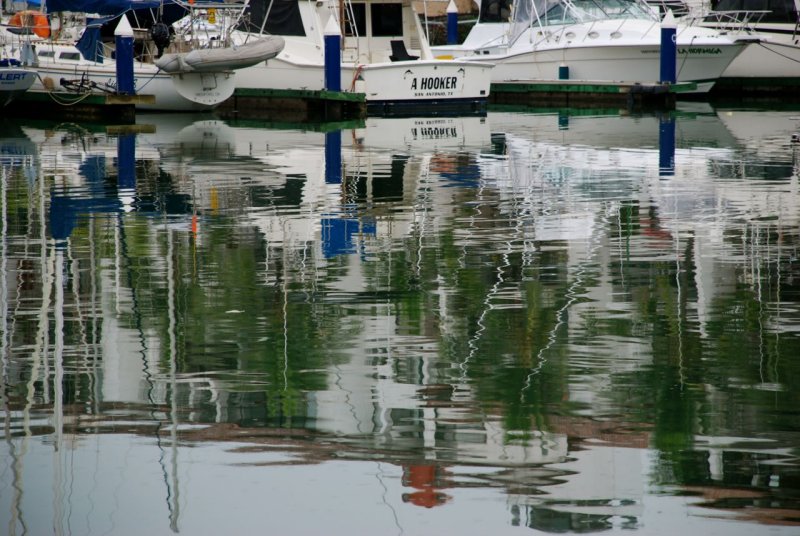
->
[114,16,135,95]
[324,17,342,92]
[660,11,677,85]
[659,113,675,177]
[325,130,342,184]
[322,217,376,258]
[117,134,136,190]
[558,112,569,130]
[447,0,458,45]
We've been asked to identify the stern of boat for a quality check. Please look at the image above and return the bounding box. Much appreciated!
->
[170,70,237,109]
[357,60,493,114]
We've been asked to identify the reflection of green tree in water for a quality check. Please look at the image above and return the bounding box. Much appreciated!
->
[606,203,800,514]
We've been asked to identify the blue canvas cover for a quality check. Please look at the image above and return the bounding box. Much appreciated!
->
[75,18,107,62]
[46,0,166,15]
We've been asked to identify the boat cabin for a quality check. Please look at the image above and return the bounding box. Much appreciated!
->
[243,0,430,63]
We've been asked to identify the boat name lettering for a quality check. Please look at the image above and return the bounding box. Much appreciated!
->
[410,76,458,91]
[677,47,722,55]
[0,72,28,81]
[411,127,458,139]
[106,78,139,90]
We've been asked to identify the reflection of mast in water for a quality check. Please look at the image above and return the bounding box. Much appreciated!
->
[2,158,54,535]
[1,161,27,535]
[166,224,181,532]
[53,244,66,536]
[114,130,182,532]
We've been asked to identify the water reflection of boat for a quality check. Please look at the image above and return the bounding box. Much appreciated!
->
[3,112,800,535]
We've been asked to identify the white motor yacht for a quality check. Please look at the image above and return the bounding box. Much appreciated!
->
[230,0,494,114]
[432,0,757,93]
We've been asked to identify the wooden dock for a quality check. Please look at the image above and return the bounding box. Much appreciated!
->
[7,91,153,123]
[490,80,697,110]
[216,88,367,122]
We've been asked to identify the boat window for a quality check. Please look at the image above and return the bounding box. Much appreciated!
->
[709,0,797,23]
[532,0,656,26]
[38,50,55,58]
[479,0,513,22]
[371,3,403,36]
[345,3,367,36]
[59,52,81,61]
[240,0,306,36]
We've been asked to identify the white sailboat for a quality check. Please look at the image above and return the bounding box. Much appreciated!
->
[431,0,756,93]
[229,0,494,114]
[0,0,284,111]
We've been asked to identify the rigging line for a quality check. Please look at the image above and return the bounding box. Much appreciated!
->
[756,223,765,385]
[414,163,431,281]
[167,226,181,533]
[67,237,91,391]
[459,239,512,382]
[756,41,800,64]
[375,462,404,536]
[0,166,29,536]
[675,227,684,388]
[119,211,175,530]
[0,165,9,386]
[521,203,610,398]
[459,146,536,383]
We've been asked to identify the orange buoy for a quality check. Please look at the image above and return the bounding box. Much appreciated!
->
[9,10,50,38]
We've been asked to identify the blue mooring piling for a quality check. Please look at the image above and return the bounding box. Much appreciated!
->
[114,16,135,95]
[447,0,458,45]
[324,16,341,92]
[659,10,677,84]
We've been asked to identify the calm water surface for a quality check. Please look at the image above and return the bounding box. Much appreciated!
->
[1,104,799,535]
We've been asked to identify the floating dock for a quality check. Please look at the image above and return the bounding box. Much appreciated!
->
[216,88,367,122]
[490,80,697,110]
[6,92,153,123]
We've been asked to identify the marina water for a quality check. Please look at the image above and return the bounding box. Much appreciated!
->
[1,104,799,535]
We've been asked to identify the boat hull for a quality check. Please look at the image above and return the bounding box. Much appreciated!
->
[468,41,747,93]
[30,61,236,111]
[717,35,800,78]
[435,18,750,93]
[0,67,36,107]
[235,57,492,108]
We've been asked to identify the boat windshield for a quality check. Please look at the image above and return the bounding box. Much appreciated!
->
[515,0,657,29]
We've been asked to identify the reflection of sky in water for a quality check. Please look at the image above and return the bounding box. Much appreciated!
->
[2,107,800,535]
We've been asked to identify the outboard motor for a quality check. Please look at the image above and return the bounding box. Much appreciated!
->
[150,21,170,58]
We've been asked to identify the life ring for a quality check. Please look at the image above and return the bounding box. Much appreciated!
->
[9,10,50,38]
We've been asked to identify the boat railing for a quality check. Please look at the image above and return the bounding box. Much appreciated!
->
[690,9,770,33]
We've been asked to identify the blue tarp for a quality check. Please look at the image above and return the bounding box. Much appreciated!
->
[75,19,105,62]
[46,0,168,15]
